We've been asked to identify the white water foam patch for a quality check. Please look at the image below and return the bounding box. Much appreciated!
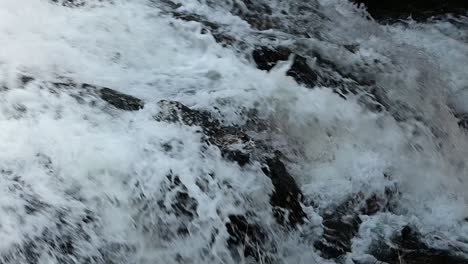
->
[0,81,279,263]
[0,0,240,101]
[257,87,397,203]
[256,82,468,241]
[0,2,283,262]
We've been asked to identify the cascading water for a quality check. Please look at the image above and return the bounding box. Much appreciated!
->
[0,0,467,263]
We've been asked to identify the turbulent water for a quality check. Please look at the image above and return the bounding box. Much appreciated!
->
[0,0,467,263]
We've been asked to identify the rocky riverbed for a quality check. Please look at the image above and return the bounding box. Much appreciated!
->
[0,0,467,263]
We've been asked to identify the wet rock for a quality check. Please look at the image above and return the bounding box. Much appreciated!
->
[344,44,360,54]
[231,0,279,30]
[172,191,198,220]
[252,47,318,88]
[370,226,468,264]
[226,214,274,262]
[314,199,363,259]
[287,54,319,88]
[172,12,220,31]
[50,0,87,7]
[161,174,199,220]
[156,100,219,128]
[155,100,252,166]
[353,0,468,22]
[96,87,144,111]
[455,113,468,130]
[50,0,108,7]
[15,76,143,111]
[207,127,253,166]
[262,157,306,227]
[171,11,240,47]
[159,0,182,10]
[2,208,99,264]
[19,75,35,86]
[315,187,397,259]
[156,101,307,227]
[156,174,199,237]
[252,47,291,71]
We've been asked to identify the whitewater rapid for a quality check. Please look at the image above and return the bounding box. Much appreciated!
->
[0,0,467,263]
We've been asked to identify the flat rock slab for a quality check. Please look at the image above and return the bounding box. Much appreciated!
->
[97,87,144,111]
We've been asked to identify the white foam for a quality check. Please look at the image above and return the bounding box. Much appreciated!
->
[0,0,466,263]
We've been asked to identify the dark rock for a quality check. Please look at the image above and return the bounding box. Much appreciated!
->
[50,0,108,7]
[353,0,468,22]
[455,113,468,130]
[171,12,240,47]
[314,198,363,259]
[287,55,319,88]
[210,31,238,47]
[15,76,144,112]
[162,174,199,220]
[237,0,273,15]
[50,0,87,7]
[1,208,99,264]
[19,75,35,86]
[154,174,199,237]
[344,44,360,54]
[155,100,252,166]
[160,0,182,10]
[172,12,220,31]
[231,4,278,30]
[262,157,306,227]
[156,101,308,228]
[156,100,220,129]
[252,47,291,71]
[226,214,273,262]
[252,47,318,88]
[370,226,468,264]
[206,127,253,167]
[97,87,144,111]
[172,191,198,220]
[315,186,398,259]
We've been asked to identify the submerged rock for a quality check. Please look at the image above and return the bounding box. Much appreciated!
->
[455,113,468,130]
[252,46,318,88]
[369,226,468,264]
[158,174,199,236]
[2,209,100,264]
[155,100,307,227]
[262,157,306,227]
[15,75,144,111]
[156,100,220,129]
[50,0,108,7]
[315,186,397,259]
[230,0,279,30]
[226,214,275,262]
[19,75,35,86]
[154,100,309,261]
[156,100,252,166]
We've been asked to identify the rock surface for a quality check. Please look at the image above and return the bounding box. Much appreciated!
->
[315,187,397,259]
[262,157,306,226]
[354,0,468,21]
[97,87,144,111]
[252,47,318,88]
[369,226,468,264]
[155,100,307,228]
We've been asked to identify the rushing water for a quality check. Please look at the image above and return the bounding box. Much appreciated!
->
[0,0,467,263]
